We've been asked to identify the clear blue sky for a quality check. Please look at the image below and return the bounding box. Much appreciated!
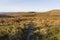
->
[0,0,60,12]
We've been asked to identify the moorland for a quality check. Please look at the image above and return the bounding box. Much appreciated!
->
[0,10,60,40]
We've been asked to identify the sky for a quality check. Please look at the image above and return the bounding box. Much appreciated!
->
[0,0,60,12]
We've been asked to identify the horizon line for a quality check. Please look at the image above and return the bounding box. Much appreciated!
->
[0,9,60,12]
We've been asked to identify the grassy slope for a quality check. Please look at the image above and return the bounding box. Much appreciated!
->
[0,10,60,40]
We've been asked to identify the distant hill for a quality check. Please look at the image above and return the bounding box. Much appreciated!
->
[48,10,60,15]
[0,10,60,18]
